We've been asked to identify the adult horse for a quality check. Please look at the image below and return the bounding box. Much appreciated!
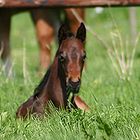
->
[0,8,84,76]
[16,23,89,118]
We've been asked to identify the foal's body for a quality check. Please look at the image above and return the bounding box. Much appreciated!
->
[16,23,89,118]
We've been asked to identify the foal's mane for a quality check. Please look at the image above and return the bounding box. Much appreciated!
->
[33,67,51,98]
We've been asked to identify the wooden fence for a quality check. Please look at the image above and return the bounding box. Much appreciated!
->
[0,0,140,8]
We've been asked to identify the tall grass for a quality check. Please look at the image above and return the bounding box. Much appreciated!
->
[72,8,139,80]
[108,30,139,80]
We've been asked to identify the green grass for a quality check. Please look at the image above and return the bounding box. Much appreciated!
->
[1,8,140,140]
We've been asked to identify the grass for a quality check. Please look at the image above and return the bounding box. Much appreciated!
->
[1,8,140,140]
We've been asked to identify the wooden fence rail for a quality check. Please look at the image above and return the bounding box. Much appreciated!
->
[0,0,140,8]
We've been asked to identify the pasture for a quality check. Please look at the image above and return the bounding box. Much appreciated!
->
[1,8,140,139]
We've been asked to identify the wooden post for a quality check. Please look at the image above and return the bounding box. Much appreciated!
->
[0,0,140,8]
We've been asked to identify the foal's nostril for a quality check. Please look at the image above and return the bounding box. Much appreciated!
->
[68,78,81,93]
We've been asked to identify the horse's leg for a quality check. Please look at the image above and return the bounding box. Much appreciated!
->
[65,8,85,34]
[30,9,54,72]
[0,10,12,77]
[30,9,60,72]
[73,95,90,111]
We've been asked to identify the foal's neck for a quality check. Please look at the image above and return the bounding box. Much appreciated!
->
[51,56,66,83]
[36,56,67,107]
[48,57,68,107]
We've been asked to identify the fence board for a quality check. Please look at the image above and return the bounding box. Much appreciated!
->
[0,0,140,8]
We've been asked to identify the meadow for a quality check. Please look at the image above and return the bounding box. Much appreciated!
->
[1,8,140,140]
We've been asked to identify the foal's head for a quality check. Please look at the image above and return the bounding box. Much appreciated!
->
[57,23,86,93]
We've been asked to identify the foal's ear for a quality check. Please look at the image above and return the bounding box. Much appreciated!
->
[76,23,86,42]
[58,24,68,45]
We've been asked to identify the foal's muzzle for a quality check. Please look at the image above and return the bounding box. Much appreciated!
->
[67,79,81,93]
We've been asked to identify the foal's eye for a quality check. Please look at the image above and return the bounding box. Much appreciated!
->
[59,54,65,62]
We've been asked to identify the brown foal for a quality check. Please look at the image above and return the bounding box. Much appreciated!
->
[16,23,89,118]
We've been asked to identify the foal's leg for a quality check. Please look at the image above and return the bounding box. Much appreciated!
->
[30,9,60,72]
[72,95,89,111]
[0,10,12,77]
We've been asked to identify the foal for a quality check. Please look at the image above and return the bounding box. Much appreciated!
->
[16,23,89,118]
